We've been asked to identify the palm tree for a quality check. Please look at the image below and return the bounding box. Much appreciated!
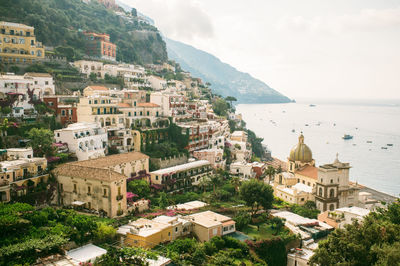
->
[230,176,241,194]
[198,176,209,193]
[265,166,276,184]
[209,174,222,194]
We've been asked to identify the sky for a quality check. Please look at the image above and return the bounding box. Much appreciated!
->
[120,0,400,100]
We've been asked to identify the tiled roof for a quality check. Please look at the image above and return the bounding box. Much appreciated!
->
[296,165,318,179]
[54,164,125,182]
[71,152,149,168]
[86,86,109,91]
[137,102,160,107]
[117,103,131,108]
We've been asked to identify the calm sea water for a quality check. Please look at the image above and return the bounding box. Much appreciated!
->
[236,100,400,196]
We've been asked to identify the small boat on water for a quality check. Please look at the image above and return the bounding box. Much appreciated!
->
[387,144,393,146]
[381,147,388,150]
[305,124,309,126]
[309,104,316,107]
[343,134,353,140]
[292,129,295,133]
[367,141,372,143]
[333,123,336,126]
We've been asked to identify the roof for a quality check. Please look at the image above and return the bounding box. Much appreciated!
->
[24,72,52,78]
[335,206,370,217]
[292,183,313,193]
[151,160,210,175]
[188,211,233,228]
[117,103,131,108]
[118,218,171,237]
[54,164,125,182]
[167,200,208,210]
[67,244,107,263]
[85,86,109,91]
[71,152,149,169]
[296,165,318,180]
[0,21,33,29]
[137,102,160,107]
[272,211,333,229]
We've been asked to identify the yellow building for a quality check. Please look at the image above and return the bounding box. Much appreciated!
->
[0,21,45,64]
[0,155,48,202]
[119,218,173,248]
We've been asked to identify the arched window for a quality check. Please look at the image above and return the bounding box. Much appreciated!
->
[330,188,335,198]
[329,204,335,211]
[319,187,323,196]
[330,179,333,184]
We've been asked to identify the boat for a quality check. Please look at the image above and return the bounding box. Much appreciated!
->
[342,134,353,140]
[387,144,393,146]
[366,141,372,143]
[292,129,295,133]
[305,124,309,126]
[333,123,336,126]
[309,104,316,107]
[381,147,388,150]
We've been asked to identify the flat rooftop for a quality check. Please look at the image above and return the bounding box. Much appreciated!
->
[151,160,210,175]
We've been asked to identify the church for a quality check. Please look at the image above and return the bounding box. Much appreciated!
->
[273,134,359,211]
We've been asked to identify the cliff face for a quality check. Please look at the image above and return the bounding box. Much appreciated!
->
[166,38,291,103]
[0,0,167,64]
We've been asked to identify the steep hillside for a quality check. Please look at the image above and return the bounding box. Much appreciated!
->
[0,0,167,64]
[166,38,290,103]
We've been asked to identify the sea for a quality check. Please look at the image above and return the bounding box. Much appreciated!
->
[236,99,400,197]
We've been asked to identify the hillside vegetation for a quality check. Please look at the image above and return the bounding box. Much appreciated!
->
[0,0,167,64]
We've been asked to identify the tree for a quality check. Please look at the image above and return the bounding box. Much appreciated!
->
[225,96,237,109]
[128,179,150,198]
[230,176,241,194]
[212,98,229,116]
[234,211,251,230]
[27,128,55,157]
[131,8,137,17]
[94,222,116,243]
[209,174,223,194]
[240,179,274,216]
[310,200,400,266]
[270,217,285,234]
[265,166,276,183]
[158,192,169,209]
[96,246,157,265]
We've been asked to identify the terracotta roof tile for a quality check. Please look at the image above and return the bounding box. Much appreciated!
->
[71,152,149,168]
[117,103,131,108]
[296,165,318,179]
[54,164,125,182]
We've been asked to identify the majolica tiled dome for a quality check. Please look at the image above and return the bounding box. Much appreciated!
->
[289,134,313,163]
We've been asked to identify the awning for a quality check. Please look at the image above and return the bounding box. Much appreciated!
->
[72,201,86,206]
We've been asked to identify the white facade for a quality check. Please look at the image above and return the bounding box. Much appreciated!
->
[73,60,105,78]
[148,75,167,91]
[54,122,108,161]
[6,148,33,160]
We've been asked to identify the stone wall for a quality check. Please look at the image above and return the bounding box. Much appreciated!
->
[150,154,188,170]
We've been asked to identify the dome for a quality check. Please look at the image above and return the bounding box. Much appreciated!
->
[289,134,313,163]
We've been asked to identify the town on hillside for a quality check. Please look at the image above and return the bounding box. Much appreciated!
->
[0,1,399,265]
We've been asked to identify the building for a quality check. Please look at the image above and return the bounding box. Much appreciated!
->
[187,211,236,242]
[77,95,123,128]
[230,131,248,143]
[0,21,45,64]
[149,160,212,192]
[83,32,116,61]
[118,102,163,129]
[177,121,212,153]
[150,91,188,120]
[315,154,360,212]
[118,218,173,248]
[274,183,315,205]
[273,134,360,211]
[55,163,126,217]
[318,206,370,229]
[43,95,78,126]
[83,85,110,97]
[0,155,48,202]
[193,149,225,169]
[0,73,55,116]
[54,122,108,161]
[73,60,105,78]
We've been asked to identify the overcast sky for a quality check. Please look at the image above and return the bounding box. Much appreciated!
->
[121,0,400,100]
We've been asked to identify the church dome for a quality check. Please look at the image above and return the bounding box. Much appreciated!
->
[289,134,313,163]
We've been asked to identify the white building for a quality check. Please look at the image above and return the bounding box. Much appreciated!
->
[6,148,33,160]
[318,206,370,229]
[0,73,55,116]
[73,60,105,78]
[147,75,167,91]
[54,122,108,161]
[150,91,188,120]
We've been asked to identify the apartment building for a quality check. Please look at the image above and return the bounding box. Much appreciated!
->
[0,21,45,64]
[118,102,162,128]
[83,31,116,61]
[0,73,55,116]
[187,211,236,242]
[77,95,123,127]
[177,121,211,153]
[0,151,48,202]
[73,60,105,78]
[150,91,189,121]
[54,122,108,161]
[43,95,79,126]
[193,149,225,169]
[149,160,212,192]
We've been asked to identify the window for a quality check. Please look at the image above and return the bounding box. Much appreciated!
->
[61,110,66,116]
[19,38,25,44]
[319,187,323,196]
[213,228,218,235]
[45,81,49,85]
[88,186,91,194]
[168,232,171,236]
[329,188,335,198]
[175,227,178,232]
[103,188,107,196]
[31,40,34,45]
[73,184,77,192]
[60,183,63,192]
[329,204,335,211]
[330,179,333,184]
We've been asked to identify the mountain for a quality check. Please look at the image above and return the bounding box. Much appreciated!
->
[0,0,167,64]
[166,38,291,103]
